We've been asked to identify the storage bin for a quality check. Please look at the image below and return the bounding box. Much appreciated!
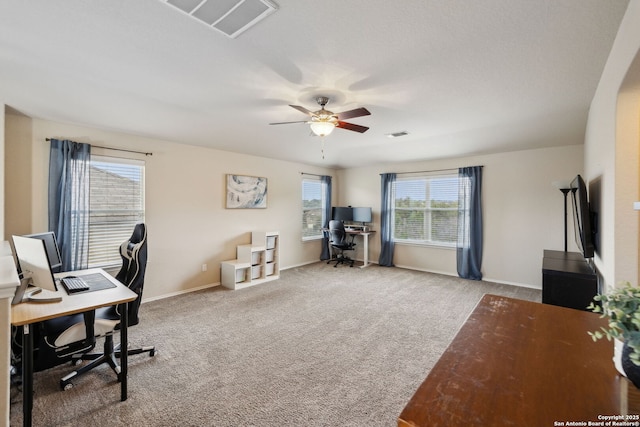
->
[235,269,247,283]
[251,265,262,279]
[266,236,276,249]
[265,262,275,275]
[265,249,275,263]
[251,251,262,265]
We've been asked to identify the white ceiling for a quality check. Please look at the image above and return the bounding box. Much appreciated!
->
[0,0,630,169]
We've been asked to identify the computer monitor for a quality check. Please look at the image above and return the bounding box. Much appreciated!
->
[11,235,61,304]
[25,231,63,273]
[332,206,353,222]
[352,207,372,224]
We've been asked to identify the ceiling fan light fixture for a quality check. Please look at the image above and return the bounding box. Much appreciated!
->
[310,120,336,137]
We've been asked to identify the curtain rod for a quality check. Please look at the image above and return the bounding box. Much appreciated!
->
[46,138,153,156]
[300,172,328,177]
[380,166,483,176]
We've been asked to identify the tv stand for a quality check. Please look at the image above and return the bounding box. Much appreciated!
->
[542,250,598,311]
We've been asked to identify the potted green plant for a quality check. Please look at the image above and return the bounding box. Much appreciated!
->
[588,282,640,386]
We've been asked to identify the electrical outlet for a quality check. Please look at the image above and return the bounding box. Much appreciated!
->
[201,263,207,272]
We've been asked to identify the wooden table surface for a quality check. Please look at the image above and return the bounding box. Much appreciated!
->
[398,294,638,426]
[11,268,136,326]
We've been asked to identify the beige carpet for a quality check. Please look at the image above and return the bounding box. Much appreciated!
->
[10,262,541,426]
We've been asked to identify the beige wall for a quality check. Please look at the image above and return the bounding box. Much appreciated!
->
[4,113,32,236]
[2,3,639,424]
[340,145,584,288]
[1,105,9,427]
[3,1,638,298]
[5,112,586,293]
[1,105,4,241]
[5,116,336,300]
[585,0,640,289]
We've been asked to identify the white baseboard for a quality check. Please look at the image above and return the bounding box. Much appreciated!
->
[141,282,220,304]
[483,277,540,290]
[141,261,540,304]
[393,263,540,290]
[141,261,323,304]
[392,263,454,278]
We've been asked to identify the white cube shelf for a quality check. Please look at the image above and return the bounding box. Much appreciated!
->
[221,231,279,290]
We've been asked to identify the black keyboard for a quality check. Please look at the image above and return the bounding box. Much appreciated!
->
[61,277,90,293]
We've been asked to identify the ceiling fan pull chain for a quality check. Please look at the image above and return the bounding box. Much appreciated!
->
[321,137,325,159]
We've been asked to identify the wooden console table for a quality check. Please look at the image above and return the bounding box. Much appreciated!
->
[398,294,639,426]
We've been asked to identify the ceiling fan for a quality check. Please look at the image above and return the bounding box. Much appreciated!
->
[270,96,370,137]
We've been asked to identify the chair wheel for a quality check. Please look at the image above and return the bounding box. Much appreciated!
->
[150,349,156,357]
[61,381,73,391]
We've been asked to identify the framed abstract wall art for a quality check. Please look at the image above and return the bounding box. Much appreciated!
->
[226,174,268,209]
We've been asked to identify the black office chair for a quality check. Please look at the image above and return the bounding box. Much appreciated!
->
[57,223,155,390]
[327,220,356,267]
[10,224,155,391]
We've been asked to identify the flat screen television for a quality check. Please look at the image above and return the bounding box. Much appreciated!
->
[332,206,353,222]
[352,207,372,224]
[570,174,595,258]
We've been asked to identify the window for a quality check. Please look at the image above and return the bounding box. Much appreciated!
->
[393,174,466,247]
[88,156,145,268]
[302,178,326,240]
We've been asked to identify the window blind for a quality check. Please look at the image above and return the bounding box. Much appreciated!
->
[393,175,459,245]
[89,156,145,268]
[302,179,324,240]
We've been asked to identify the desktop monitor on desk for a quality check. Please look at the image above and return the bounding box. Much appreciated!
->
[25,231,63,273]
[332,206,373,230]
[11,235,61,304]
[352,207,372,224]
[332,206,353,222]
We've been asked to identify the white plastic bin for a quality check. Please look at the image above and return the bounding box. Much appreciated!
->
[265,262,275,275]
[235,269,247,283]
[251,265,262,279]
[265,249,275,263]
[251,251,262,265]
[266,236,276,249]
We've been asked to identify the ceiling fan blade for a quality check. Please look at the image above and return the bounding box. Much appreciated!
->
[289,105,315,116]
[337,121,369,133]
[336,107,370,120]
[269,120,309,125]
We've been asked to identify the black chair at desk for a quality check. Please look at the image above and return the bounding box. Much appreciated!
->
[13,223,156,389]
[327,220,356,267]
[58,222,155,390]
[10,232,95,374]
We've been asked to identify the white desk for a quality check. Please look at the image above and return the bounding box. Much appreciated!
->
[11,268,137,427]
[325,229,375,268]
[346,230,374,268]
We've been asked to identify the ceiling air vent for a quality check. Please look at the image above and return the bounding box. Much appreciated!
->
[164,0,278,39]
[386,131,409,138]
